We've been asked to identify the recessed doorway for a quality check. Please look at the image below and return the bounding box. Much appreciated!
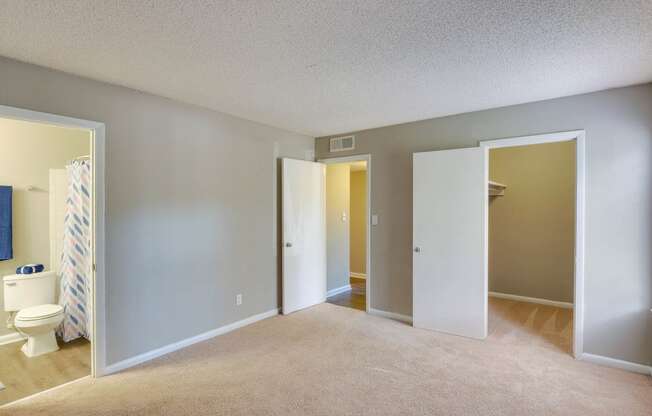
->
[320,155,371,313]
[412,131,585,358]
[487,140,576,356]
[0,105,105,406]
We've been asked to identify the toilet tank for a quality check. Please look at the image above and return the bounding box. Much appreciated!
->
[3,271,57,312]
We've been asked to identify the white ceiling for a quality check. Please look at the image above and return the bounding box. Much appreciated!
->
[1,1,650,137]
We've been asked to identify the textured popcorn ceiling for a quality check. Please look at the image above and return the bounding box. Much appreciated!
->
[1,1,651,136]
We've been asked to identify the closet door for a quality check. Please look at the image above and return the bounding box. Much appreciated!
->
[412,148,487,339]
[282,158,327,314]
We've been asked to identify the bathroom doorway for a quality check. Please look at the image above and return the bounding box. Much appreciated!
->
[0,105,105,406]
[320,155,371,313]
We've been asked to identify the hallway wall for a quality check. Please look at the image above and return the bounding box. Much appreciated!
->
[350,170,367,275]
[326,164,350,291]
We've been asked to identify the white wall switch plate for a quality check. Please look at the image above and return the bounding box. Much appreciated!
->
[371,214,379,226]
[236,294,242,306]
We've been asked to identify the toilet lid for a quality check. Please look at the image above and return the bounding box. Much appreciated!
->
[15,304,63,321]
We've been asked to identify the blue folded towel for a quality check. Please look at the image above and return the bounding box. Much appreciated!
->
[16,264,45,274]
[0,186,12,261]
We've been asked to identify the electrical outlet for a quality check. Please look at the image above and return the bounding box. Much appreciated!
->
[236,294,242,306]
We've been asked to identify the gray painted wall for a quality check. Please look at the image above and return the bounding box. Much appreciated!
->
[316,84,652,366]
[0,57,313,365]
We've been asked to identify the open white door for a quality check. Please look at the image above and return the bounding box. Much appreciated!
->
[282,158,327,314]
[413,148,487,339]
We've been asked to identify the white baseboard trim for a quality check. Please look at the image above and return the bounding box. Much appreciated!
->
[350,272,366,279]
[489,291,573,309]
[0,375,90,408]
[103,308,279,376]
[327,284,351,297]
[369,308,413,324]
[579,353,652,375]
[0,331,25,346]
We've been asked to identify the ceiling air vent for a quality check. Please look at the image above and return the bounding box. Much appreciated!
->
[329,135,355,152]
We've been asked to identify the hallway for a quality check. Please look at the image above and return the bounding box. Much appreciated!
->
[326,277,365,311]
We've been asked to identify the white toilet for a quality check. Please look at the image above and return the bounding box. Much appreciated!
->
[3,271,64,357]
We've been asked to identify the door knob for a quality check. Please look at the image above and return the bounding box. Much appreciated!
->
[285,242,293,248]
[414,247,421,253]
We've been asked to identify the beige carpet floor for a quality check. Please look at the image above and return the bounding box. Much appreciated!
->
[2,301,650,415]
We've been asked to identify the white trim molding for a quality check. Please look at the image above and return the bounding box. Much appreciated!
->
[480,130,586,359]
[350,272,366,279]
[489,292,573,309]
[104,308,279,375]
[479,130,585,148]
[327,284,351,298]
[369,308,413,324]
[0,331,25,346]
[579,353,652,375]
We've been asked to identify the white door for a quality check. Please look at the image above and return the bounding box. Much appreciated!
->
[282,158,327,314]
[413,148,487,339]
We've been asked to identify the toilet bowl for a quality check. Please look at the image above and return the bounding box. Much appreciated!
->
[14,304,64,357]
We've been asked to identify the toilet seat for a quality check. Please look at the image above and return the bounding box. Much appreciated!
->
[15,304,63,322]
[12,304,64,357]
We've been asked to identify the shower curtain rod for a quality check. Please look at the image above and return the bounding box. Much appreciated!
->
[67,155,90,164]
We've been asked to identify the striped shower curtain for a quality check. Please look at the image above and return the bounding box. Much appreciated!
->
[57,160,92,342]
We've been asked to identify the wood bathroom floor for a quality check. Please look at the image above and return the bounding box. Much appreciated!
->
[0,336,90,405]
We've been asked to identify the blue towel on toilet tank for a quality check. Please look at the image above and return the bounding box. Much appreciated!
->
[16,264,45,274]
[0,186,12,261]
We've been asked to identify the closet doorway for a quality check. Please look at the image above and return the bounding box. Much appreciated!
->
[0,105,105,406]
[321,155,371,313]
[485,137,578,357]
[412,131,585,358]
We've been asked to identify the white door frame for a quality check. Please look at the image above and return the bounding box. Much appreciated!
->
[0,104,107,376]
[318,154,372,313]
[480,130,586,358]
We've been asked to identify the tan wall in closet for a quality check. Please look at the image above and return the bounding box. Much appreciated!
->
[489,141,576,303]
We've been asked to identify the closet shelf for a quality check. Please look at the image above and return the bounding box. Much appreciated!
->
[488,180,507,197]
